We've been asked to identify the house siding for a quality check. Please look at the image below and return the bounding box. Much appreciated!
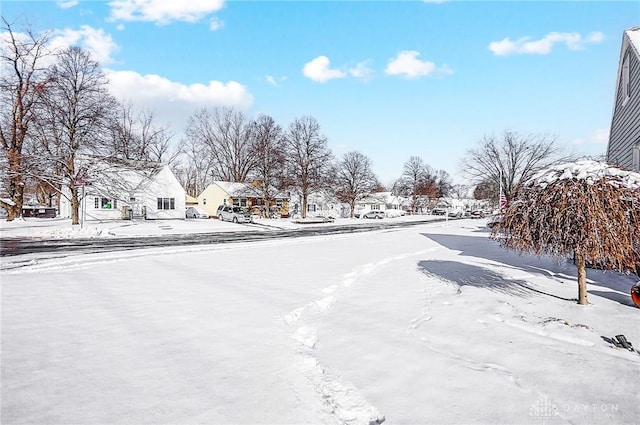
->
[59,162,185,220]
[197,184,230,217]
[608,31,640,171]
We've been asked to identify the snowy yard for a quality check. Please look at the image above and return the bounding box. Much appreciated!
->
[1,218,639,424]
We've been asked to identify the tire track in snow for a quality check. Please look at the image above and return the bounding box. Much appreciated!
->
[283,249,433,424]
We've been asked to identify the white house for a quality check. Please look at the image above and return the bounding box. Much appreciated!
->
[59,158,186,220]
[355,192,409,216]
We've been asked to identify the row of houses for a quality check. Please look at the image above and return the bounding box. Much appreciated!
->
[52,155,490,221]
[50,158,412,221]
[22,27,640,221]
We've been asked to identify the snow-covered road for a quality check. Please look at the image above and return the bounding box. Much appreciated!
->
[2,220,639,424]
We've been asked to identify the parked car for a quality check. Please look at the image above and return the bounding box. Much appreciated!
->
[432,208,447,216]
[185,206,209,219]
[448,210,463,218]
[362,210,385,219]
[470,210,485,219]
[217,205,253,223]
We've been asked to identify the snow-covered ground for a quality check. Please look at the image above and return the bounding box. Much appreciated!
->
[0,214,441,238]
[1,218,639,424]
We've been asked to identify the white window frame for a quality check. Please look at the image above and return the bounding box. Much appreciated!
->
[95,197,117,209]
[622,52,630,106]
[633,143,640,172]
[157,197,175,210]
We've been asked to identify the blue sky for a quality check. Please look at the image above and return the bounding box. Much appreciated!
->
[3,1,639,185]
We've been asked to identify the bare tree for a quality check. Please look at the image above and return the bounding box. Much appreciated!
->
[473,179,497,201]
[248,114,286,216]
[284,116,333,218]
[172,136,213,197]
[334,151,379,218]
[185,107,254,182]
[493,161,640,305]
[450,183,469,200]
[105,102,177,164]
[34,46,117,224]
[0,18,51,220]
[393,156,449,213]
[461,130,569,203]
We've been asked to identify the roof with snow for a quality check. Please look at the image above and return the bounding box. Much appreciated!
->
[526,160,640,190]
[626,27,640,56]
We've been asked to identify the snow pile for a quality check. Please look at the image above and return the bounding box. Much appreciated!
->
[526,160,640,189]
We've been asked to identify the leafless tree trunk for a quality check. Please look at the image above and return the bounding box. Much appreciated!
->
[575,252,588,305]
[461,130,568,203]
[284,116,333,219]
[186,107,255,182]
[0,18,51,220]
[248,114,286,216]
[34,46,117,224]
[335,151,379,218]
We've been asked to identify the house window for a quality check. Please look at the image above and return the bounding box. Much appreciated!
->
[622,52,630,103]
[95,197,116,209]
[307,204,316,212]
[371,204,380,210]
[276,199,283,207]
[232,198,247,207]
[633,143,640,172]
[157,198,175,210]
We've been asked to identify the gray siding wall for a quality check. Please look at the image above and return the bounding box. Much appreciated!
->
[607,42,640,170]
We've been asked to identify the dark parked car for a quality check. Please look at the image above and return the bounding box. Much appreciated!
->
[432,208,447,216]
[470,210,485,219]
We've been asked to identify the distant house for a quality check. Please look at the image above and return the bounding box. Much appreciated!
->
[185,195,199,206]
[59,157,186,220]
[197,181,289,217]
[289,190,346,218]
[607,27,640,171]
[354,192,409,216]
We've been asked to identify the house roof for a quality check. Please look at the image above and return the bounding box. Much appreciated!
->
[214,181,255,197]
[82,156,173,195]
[212,181,289,199]
[607,27,640,149]
[626,27,640,56]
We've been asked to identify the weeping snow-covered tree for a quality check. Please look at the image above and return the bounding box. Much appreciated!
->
[493,161,640,305]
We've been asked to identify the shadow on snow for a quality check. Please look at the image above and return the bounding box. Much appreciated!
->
[419,231,639,307]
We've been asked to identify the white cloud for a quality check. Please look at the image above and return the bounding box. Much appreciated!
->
[303,56,346,83]
[573,128,610,146]
[488,31,605,56]
[57,0,79,8]
[348,60,374,80]
[209,17,224,31]
[265,75,287,87]
[106,70,253,107]
[105,69,253,130]
[108,0,225,25]
[49,26,120,64]
[265,75,278,86]
[385,50,436,79]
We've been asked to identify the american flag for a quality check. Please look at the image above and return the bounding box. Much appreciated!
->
[500,193,508,211]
